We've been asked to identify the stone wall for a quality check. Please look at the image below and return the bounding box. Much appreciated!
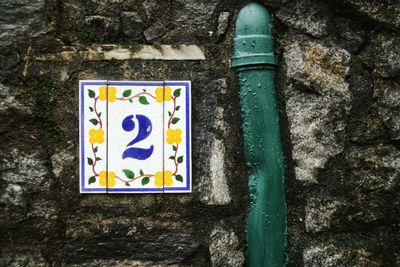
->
[0,0,399,266]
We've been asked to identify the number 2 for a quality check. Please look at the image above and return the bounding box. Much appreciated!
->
[121,114,154,160]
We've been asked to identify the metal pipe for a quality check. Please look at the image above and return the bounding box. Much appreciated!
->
[231,3,287,266]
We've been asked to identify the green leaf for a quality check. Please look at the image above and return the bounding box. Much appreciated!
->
[141,177,150,185]
[129,99,133,103]
[139,96,150,105]
[143,88,147,92]
[98,112,102,118]
[93,146,98,153]
[172,145,177,151]
[168,111,172,116]
[89,118,98,125]
[88,89,95,98]
[122,169,135,179]
[89,107,94,112]
[169,156,175,160]
[177,156,184,163]
[87,157,93,165]
[140,169,144,176]
[88,176,96,184]
[176,106,180,111]
[175,175,183,182]
[123,89,131,97]
[173,88,181,97]
[125,182,131,186]
[171,118,180,124]
[96,157,102,161]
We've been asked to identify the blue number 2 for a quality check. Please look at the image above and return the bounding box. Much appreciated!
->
[121,114,154,160]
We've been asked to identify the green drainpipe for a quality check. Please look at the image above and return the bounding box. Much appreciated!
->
[231,2,287,266]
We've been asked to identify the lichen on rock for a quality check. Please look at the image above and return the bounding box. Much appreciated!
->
[283,41,352,182]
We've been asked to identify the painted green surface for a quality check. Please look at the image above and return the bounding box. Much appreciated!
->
[231,3,287,267]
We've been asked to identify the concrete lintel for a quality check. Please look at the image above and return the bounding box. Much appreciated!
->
[34,44,206,61]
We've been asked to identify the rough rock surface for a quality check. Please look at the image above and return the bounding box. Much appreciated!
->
[277,0,332,38]
[209,222,245,267]
[361,33,400,78]
[144,25,168,42]
[279,1,400,265]
[346,144,400,193]
[304,244,383,267]
[121,11,145,38]
[0,0,46,47]
[378,79,400,140]
[0,148,58,235]
[305,198,344,233]
[205,136,231,205]
[0,84,33,114]
[175,0,219,26]
[342,0,400,30]
[283,41,352,182]
[0,249,47,267]
[64,214,200,264]
[217,12,230,37]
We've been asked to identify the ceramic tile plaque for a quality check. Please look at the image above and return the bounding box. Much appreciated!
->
[79,81,191,193]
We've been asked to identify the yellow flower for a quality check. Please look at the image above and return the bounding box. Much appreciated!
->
[154,170,173,187]
[89,128,104,144]
[99,171,116,187]
[166,128,182,144]
[155,86,172,103]
[98,86,117,102]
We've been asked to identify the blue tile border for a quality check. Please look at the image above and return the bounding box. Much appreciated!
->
[80,81,191,193]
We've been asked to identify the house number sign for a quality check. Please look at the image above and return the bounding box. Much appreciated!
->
[79,81,191,193]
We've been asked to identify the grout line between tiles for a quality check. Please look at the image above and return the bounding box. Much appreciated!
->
[106,80,109,194]
[162,81,165,193]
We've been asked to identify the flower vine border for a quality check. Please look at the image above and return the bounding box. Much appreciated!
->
[80,81,191,193]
